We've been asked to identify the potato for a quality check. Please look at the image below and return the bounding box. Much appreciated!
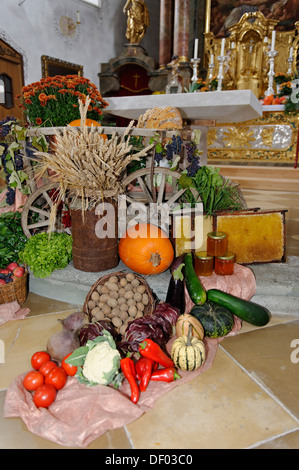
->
[118,287,126,297]
[128,305,137,317]
[133,292,142,302]
[124,290,134,300]
[120,303,128,312]
[97,301,105,309]
[94,310,105,321]
[136,301,145,311]
[91,306,101,317]
[136,310,144,318]
[119,310,128,322]
[112,316,122,328]
[119,278,127,287]
[109,275,119,284]
[142,293,149,305]
[137,285,146,294]
[98,285,109,294]
[124,283,133,291]
[119,323,128,336]
[117,296,126,306]
[107,297,118,308]
[131,279,140,289]
[88,300,96,310]
[100,293,109,303]
[109,290,119,300]
[105,281,118,291]
[127,298,136,307]
[126,273,135,282]
[111,307,121,318]
[91,291,100,302]
[102,304,111,316]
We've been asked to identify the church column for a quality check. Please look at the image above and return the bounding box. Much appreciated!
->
[173,0,190,63]
[159,0,174,69]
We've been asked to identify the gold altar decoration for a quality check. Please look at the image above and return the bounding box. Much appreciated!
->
[207,111,299,164]
[204,11,298,99]
[123,0,149,44]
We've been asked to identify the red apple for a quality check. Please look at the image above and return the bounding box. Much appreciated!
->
[13,266,25,278]
[6,262,19,272]
[0,279,6,285]
[0,269,10,274]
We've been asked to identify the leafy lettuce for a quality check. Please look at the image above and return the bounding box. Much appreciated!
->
[19,232,72,278]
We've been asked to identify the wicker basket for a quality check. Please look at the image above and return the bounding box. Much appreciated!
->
[0,268,28,305]
[83,271,156,335]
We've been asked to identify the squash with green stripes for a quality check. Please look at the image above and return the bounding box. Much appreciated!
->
[175,313,204,341]
[171,325,206,371]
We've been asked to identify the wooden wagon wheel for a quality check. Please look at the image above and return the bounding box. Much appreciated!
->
[21,182,70,238]
[122,166,199,228]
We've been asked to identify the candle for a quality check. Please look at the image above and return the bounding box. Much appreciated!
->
[76,10,80,23]
[264,36,268,43]
[271,30,276,51]
[220,38,225,56]
[210,54,214,65]
[289,46,294,59]
[194,39,199,59]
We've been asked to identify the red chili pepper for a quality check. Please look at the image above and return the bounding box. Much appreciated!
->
[139,338,174,368]
[135,357,157,392]
[150,367,181,383]
[120,357,139,404]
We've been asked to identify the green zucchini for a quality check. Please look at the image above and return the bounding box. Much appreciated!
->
[184,253,206,305]
[207,289,270,326]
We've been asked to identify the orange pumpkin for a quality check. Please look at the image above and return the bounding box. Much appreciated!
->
[68,118,102,127]
[119,223,174,275]
[68,119,107,141]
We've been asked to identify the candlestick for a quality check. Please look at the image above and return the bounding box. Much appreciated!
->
[191,58,201,87]
[194,39,199,60]
[289,46,294,59]
[265,49,278,97]
[220,38,225,56]
[210,54,214,65]
[76,10,80,24]
[271,30,276,51]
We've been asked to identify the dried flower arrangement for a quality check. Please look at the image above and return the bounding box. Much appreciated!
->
[31,96,154,228]
[17,75,108,127]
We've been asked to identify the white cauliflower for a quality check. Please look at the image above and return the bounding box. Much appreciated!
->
[82,341,121,386]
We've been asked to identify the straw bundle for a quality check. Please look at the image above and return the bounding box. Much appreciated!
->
[31,97,154,227]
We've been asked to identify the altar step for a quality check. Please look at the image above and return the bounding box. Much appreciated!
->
[28,257,299,318]
[217,165,299,192]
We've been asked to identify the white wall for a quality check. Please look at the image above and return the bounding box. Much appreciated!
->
[0,0,160,89]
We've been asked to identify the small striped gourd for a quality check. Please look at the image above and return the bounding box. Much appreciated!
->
[171,325,206,371]
[175,314,204,341]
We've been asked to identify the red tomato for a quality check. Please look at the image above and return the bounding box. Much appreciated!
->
[45,366,67,390]
[33,384,56,408]
[39,360,57,376]
[23,370,44,391]
[31,351,51,370]
[61,353,77,376]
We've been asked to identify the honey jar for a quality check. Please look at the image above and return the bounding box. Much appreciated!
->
[207,231,228,257]
[194,251,214,276]
[215,251,235,276]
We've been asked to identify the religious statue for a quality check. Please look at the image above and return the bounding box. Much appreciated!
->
[123,0,150,44]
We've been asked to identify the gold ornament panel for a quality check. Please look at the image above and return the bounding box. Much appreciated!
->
[207,111,299,163]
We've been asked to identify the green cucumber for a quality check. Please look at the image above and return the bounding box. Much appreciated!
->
[184,253,206,305]
[207,289,270,326]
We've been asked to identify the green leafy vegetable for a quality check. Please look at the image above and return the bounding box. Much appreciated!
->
[0,212,28,268]
[178,166,244,216]
[19,232,72,278]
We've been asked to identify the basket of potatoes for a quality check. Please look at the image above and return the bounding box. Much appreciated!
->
[83,271,156,336]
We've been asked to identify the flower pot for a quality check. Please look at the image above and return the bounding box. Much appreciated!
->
[71,199,119,272]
